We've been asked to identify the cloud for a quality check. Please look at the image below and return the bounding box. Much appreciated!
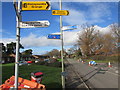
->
[0,38,16,45]
[54,2,112,26]
[63,31,79,46]
[62,9,87,25]
[85,3,111,20]
[21,31,79,48]
[94,25,112,34]
[0,24,114,48]
[21,33,61,47]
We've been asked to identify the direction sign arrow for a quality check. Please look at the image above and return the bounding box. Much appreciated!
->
[22,1,50,11]
[52,10,69,15]
[20,21,50,28]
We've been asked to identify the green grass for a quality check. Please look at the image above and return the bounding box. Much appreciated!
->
[57,59,62,62]
[2,63,62,88]
[74,55,119,63]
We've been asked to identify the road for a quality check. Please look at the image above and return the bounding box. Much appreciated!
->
[65,59,119,89]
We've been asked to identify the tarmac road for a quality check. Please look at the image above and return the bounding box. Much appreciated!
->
[67,59,119,89]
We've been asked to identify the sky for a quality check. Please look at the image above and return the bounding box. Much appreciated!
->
[0,1,119,55]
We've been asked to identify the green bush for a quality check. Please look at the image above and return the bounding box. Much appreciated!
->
[48,62,62,67]
[35,61,62,67]
[36,61,46,65]
[86,55,118,63]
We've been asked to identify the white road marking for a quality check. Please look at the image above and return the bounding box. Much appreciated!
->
[106,71,120,76]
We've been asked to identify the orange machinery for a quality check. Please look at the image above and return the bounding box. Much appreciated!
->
[0,76,46,90]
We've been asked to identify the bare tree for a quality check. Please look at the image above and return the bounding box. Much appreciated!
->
[110,23,120,53]
[77,24,98,57]
[110,23,120,38]
[101,33,115,55]
[91,31,104,55]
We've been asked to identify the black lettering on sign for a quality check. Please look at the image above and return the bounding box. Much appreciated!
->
[52,11,56,14]
[23,3,27,8]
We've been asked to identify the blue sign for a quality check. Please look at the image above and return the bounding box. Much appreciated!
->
[62,25,77,31]
[47,34,61,39]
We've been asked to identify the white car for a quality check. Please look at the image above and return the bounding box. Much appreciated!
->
[19,61,27,66]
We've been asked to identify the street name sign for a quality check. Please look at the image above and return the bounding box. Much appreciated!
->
[22,1,50,10]
[52,10,69,15]
[20,21,50,28]
[47,34,61,39]
[62,25,77,31]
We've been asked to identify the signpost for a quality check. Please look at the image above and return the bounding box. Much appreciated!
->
[59,0,65,89]
[22,1,50,10]
[62,25,77,31]
[14,1,51,89]
[52,10,69,15]
[14,0,21,89]
[47,34,61,39]
[20,21,50,28]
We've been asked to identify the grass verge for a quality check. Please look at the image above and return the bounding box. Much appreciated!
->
[2,63,62,88]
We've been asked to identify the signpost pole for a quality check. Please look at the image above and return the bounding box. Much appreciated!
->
[60,0,65,89]
[14,0,21,89]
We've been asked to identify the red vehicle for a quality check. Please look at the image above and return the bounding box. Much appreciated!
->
[27,61,32,64]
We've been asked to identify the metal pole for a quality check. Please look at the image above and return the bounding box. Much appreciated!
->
[60,0,65,89]
[15,0,21,89]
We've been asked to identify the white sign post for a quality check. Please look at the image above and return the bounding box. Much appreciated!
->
[20,21,50,28]
[62,25,77,31]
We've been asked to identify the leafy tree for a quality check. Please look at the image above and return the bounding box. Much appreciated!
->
[45,49,60,58]
[1,43,6,54]
[22,49,33,56]
[6,42,24,54]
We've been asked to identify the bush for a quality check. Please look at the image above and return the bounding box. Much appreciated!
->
[36,61,46,65]
[87,55,118,63]
[35,60,62,67]
[48,62,62,67]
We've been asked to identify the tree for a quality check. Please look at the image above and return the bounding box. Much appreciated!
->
[22,49,33,56]
[6,42,24,54]
[90,31,104,55]
[45,49,60,57]
[110,23,120,53]
[67,48,75,55]
[1,43,6,54]
[77,24,98,57]
[110,23,120,39]
[101,33,116,55]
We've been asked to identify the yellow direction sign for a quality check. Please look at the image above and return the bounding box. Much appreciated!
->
[52,10,69,15]
[22,1,50,10]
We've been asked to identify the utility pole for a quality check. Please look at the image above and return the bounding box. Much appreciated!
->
[14,0,22,89]
[60,0,65,89]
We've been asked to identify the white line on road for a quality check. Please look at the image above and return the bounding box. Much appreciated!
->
[106,71,120,76]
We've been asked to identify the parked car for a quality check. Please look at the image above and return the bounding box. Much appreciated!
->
[19,60,27,66]
[27,61,32,64]
[44,59,50,62]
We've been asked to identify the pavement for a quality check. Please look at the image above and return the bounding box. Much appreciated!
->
[66,59,119,89]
